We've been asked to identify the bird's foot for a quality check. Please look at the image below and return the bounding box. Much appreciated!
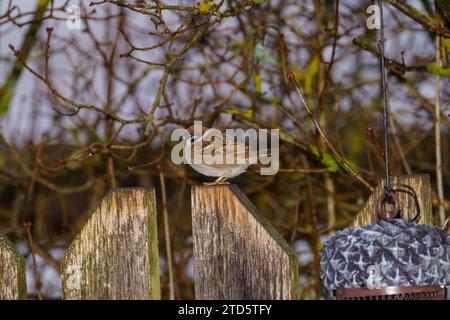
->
[203,175,230,186]
[202,181,230,186]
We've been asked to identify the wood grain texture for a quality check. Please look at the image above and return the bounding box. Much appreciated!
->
[352,174,433,227]
[61,187,160,300]
[192,184,299,300]
[0,233,26,300]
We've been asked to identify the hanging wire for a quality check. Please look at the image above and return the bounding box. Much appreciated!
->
[375,1,421,222]
[377,0,391,194]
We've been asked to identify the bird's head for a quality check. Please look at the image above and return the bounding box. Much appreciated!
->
[186,125,209,138]
[181,125,210,145]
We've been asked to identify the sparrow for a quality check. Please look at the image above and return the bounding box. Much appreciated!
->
[182,126,260,184]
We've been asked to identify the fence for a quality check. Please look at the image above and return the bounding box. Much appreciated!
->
[0,175,432,300]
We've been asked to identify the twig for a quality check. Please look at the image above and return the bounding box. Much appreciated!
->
[158,163,175,300]
[385,0,450,38]
[367,126,386,166]
[287,72,374,191]
[145,22,212,135]
[23,221,43,300]
[352,38,450,78]
[388,114,412,175]
[0,0,50,115]
[434,31,446,226]
[325,173,336,235]
[442,216,449,231]
[301,155,321,297]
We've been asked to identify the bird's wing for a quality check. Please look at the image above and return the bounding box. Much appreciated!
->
[207,133,251,158]
[192,129,265,166]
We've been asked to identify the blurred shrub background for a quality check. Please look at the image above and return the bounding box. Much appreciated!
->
[0,0,448,299]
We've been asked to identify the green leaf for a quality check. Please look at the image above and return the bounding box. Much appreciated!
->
[303,55,319,95]
[443,38,450,52]
[425,65,450,78]
[197,0,215,14]
[310,144,339,173]
[223,108,253,118]
[254,73,262,93]
[66,160,81,170]
[0,81,16,117]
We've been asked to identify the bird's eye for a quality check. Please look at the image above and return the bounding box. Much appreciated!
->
[179,136,184,142]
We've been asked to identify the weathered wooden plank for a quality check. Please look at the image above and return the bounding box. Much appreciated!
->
[192,184,299,300]
[61,187,160,300]
[352,174,433,227]
[0,233,27,300]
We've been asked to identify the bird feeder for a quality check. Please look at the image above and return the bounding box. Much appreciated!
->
[320,0,449,300]
[320,186,449,300]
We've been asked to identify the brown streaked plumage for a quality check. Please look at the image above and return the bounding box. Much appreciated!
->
[182,126,257,184]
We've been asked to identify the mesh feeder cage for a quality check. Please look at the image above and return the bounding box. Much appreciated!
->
[320,187,450,300]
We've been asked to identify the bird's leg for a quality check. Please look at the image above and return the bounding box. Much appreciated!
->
[203,174,230,185]
[214,175,230,184]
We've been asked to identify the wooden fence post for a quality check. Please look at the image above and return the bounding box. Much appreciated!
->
[61,187,160,300]
[0,233,26,300]
[352,174,433,227]
[191,184,299,300]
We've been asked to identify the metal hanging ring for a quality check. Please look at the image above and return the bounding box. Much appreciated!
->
[376,184,421,222]
[376,190,399,220]
[390,183,421,223]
